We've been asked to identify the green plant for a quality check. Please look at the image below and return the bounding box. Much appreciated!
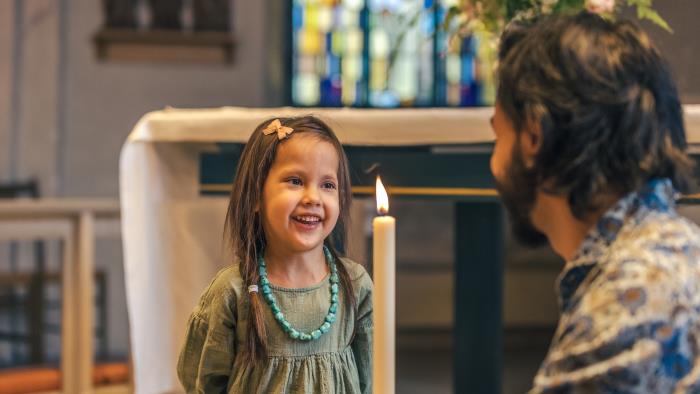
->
[442,0,671,41]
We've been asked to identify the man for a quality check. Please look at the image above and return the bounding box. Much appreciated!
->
[492,12,700,392]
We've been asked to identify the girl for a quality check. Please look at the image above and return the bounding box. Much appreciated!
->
[177,116,373,394]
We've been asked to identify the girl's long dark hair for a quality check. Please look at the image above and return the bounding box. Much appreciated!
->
[224,116,357,363]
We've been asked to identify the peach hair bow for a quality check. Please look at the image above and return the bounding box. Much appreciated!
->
[262,119,294,140]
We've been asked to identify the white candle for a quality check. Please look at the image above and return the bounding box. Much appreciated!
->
[373,176,395,394]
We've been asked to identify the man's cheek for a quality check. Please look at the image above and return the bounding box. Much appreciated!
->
[490,153,502,179]
[491,155,509,183]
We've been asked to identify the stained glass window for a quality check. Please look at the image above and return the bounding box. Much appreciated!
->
[291,0,496,107]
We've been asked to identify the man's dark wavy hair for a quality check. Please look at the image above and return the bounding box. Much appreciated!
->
[497,12,695,219]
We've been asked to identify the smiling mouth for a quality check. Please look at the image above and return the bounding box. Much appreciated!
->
[292,215,322,225]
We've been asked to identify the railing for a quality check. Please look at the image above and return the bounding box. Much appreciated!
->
[0,199,124,394]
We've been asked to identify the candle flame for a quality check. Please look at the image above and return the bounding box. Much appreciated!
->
[376,176,389,215]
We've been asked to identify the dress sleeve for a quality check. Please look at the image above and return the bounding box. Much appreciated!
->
[530,261,690,393]
[177,270,237,394]
[351,269,373,394]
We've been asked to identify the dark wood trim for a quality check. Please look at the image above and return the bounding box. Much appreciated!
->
[93,28,236,64]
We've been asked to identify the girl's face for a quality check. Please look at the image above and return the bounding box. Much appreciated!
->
[261,133,341,255]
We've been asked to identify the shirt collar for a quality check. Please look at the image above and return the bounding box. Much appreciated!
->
[556,178,677,311]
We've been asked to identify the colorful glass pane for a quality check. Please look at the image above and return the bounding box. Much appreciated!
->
[291,0,496,107]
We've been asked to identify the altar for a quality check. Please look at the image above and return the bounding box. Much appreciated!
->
[120,105,700,393]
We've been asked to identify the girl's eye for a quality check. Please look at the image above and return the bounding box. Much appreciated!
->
[287,178,302,186]
[322,181,337,190]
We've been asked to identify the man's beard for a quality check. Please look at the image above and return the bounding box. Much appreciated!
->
[494,148,549,248]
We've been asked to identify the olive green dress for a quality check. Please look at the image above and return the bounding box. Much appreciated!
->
[177,258,373,394]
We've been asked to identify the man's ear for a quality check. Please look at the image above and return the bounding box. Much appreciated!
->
[518,119,543,168]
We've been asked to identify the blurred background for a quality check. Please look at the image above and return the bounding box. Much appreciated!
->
[0,0,699,393]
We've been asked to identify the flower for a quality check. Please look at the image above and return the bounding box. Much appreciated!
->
[585,0,616,14]
[441,0,669,39]
[541,0,559,14]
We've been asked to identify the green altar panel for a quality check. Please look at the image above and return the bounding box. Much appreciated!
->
[200,143,504,394]
[455,202,503,394]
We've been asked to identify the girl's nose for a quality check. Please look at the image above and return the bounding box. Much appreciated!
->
[302,186,321,206]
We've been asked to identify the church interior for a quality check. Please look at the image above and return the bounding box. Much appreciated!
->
[1,1,700,393]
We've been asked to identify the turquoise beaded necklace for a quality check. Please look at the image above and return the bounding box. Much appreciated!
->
[257,246,339,341]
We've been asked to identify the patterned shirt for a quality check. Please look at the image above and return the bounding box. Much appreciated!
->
[531,179,700,393]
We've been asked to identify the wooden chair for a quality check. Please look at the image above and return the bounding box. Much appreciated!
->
[0,182,130,392]
[0,180,46,365]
